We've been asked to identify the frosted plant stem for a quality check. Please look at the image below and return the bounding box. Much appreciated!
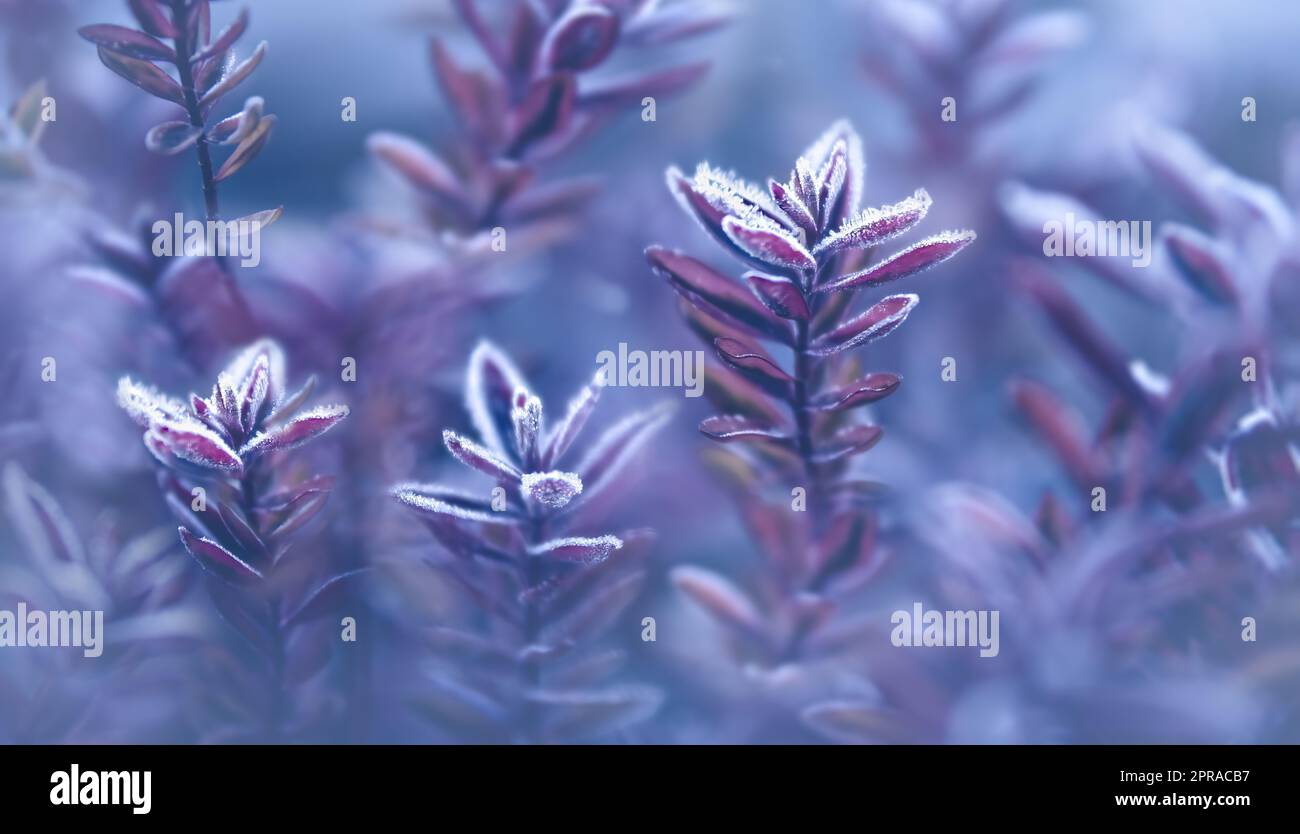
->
[520,516,548,744]
[239,465,285,740]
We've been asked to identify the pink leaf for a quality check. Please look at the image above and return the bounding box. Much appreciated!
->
[810,373,902,412]
[811,294,919,355]
[539,4,620,71]
[241,404,348,459]
[671,565,763,632]
[698,415,789,444]
[443,429,522,482]
[179,526,261,583]
[814,190,932,256]
[78,24,175,62]
[722,215,816,271]
[820,231,976,292]
[528,535,623,565]
[746,271,810,320]
[95,46,184,105]
[149,418,243,471]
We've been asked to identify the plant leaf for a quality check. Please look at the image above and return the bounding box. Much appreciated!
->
[179,526,261,583]
[78,24,175,62]
[810,294,919,356]
[199,40,267,111]
[814,189,932,256]
[672,565,763,632]
[96,46,185,105]
[819,231,976,292]
[194,7,249,63]
[528,535,624,565]
[145,120,203,155]
[214,112,274,181]
[443,429,522,481]
[539,4,620,71]
[746,271,810,320]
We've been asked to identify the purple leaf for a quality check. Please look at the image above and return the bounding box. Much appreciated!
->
[746,271,810,320]
[145,120,203,155]
[368,132,463,202]
[1015,261,1153,408]
[392,483,513,525]
[95,46,185,106]
[510,73,577,155]
[811,294,919,356]
[187,0,210,47]
[214,113,274,181]
[214,501,267,561]
[430,38,503,143]
[78,24,175,62]
[240,403,348,459]
[265,489,329,542]
[647,246,788,341]
[237,354,270,433]
[1011,378,1106,491]
[1161,223,1238,306]
[980,10,1090,65]
[2,464,83,566]
[575,402,675,498]
[504,1,544,78]
[265,375,317,427]
[443,429,522,481]
[799,119,865,227]
[1159,350,1246,463]
[128,0,177,39]
[802,701,907,744]
[179,526,261,583]
[714,335,795,398]
[449,0,509,74]
[466,340,529,456]
[194,50,231,96]
[198,40,267,110]
[543,570,645,645]
[528,535,624,565]
[512,389,543,466]
[671,566,763,632]
[540,4,620,71]
[819,231,976,292]
[721,215,816,271]
[149,418,243,471]
[282,569,369,628]
[701,365,788,427]
[814,189,932,256]
[813,425,884,464]
[815,139,848,229]
[194,7,249,63]
[810,372,902,412]
[769,178,818,239]
[534,685,663,741]
[542,380,601,468]
[698,415,789,444]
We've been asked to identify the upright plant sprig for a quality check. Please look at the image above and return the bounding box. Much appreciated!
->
[116,339,356,741]
[1000,121,1300,581]
[859,0,1088,167]
[650,121,975,684]
[393,342,671,743]
[0,463,209,743]
[368,0,727,261]
[79,0,278,226]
